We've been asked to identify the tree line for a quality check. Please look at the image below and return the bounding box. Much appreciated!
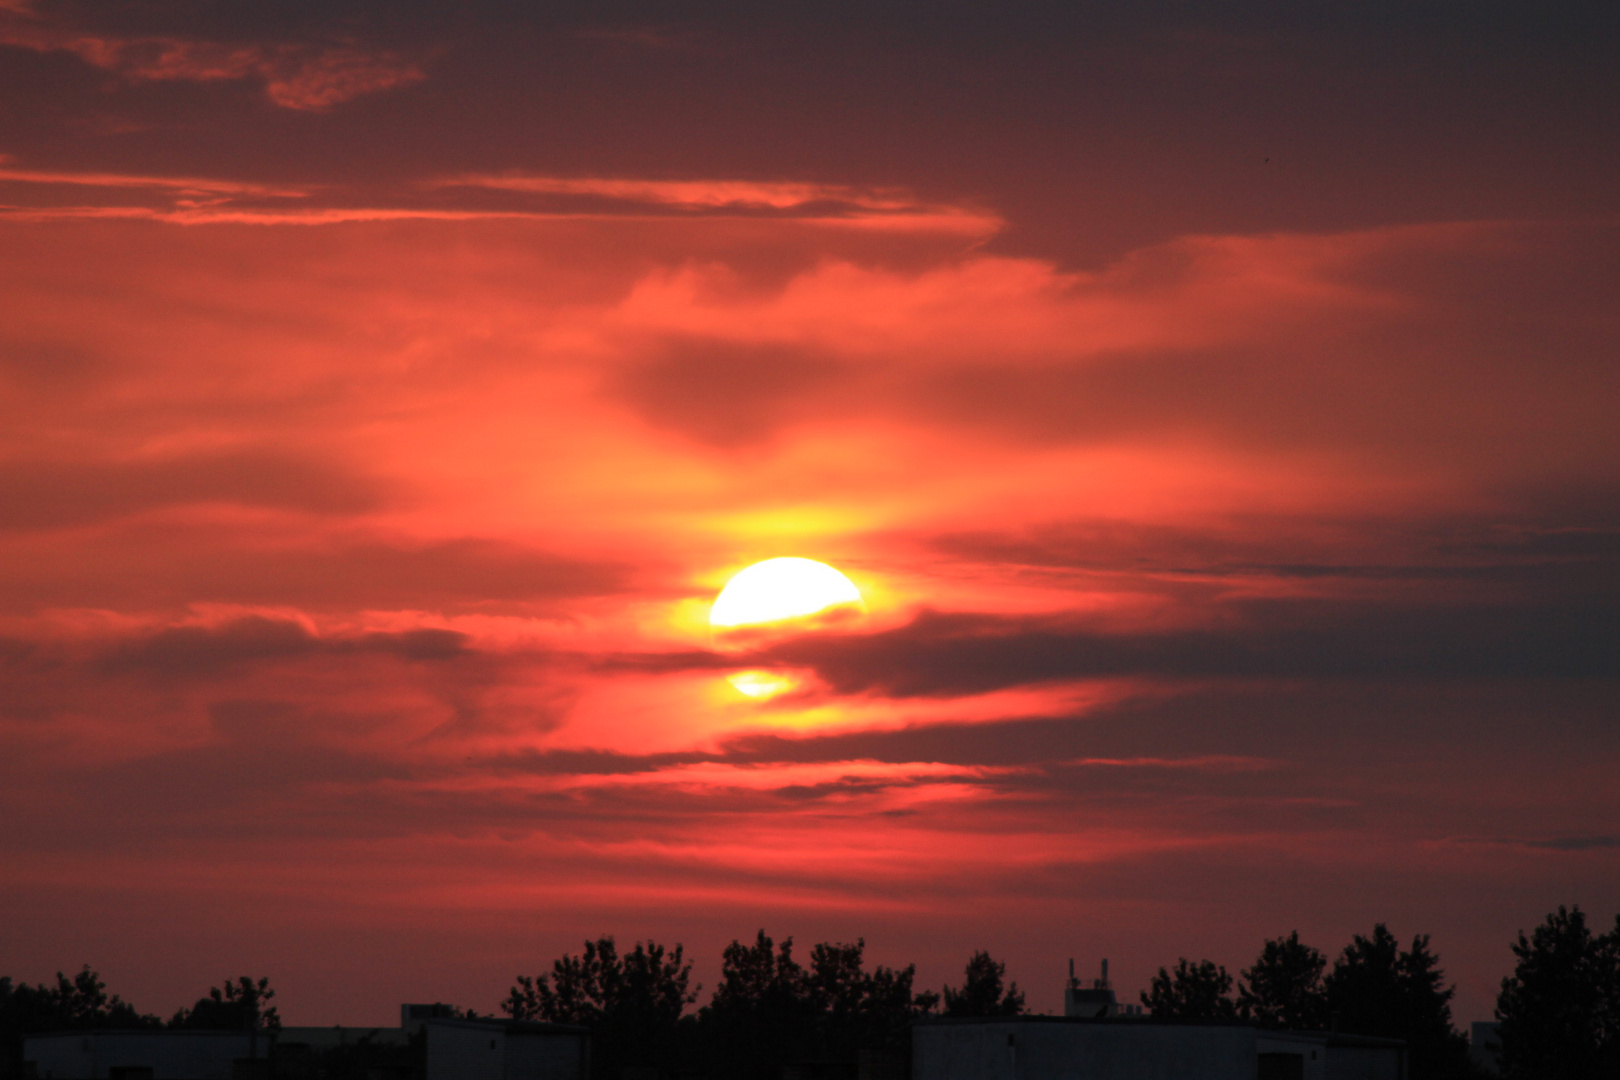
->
[499,931,1022,1080]
[1140,906,1620,1075]
[0,972,279,1079]
[1140,926,1466,1076]
[500,911,1618,1080]
[3,906,1617,1080]
[1130,907,1620,1080]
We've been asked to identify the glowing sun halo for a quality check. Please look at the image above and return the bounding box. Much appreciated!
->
[710,557,864,699]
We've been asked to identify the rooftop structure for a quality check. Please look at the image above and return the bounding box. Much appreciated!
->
[1063,960,1142,1020]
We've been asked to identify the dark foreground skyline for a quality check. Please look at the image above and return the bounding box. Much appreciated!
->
[9,906,1620,1080]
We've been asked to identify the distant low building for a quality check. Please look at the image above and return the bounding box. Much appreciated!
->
[24,1008,588,1080]
[422,1019,588,1080]
[25,1031,256,1080]
[912,1017,1405,1080]
[274,1025,408,1051]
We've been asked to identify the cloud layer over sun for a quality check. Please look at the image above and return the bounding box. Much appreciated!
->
[0,0,1616,1029]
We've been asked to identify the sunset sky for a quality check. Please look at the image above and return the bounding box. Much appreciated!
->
[1,0,1617,1029]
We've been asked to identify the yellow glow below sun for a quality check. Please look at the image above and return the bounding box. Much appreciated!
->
[727,669,801,699]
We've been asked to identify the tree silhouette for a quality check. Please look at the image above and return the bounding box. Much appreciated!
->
[10,971,156,1029]
[1496,906,1620,1080]
[505,937,694,1028]
[1141,959,1238,1020]
[807,941,868,1019]
[1238,931,1329,1030]
[504,936,695,1078]
[706,930,809,1020]
[700,931,815,1080]
[804,939,938,1057]
[1325,925,1469,1079]
[942,951,1024,1017]
[0,968,159,1080]
[866,960,940,1027]
[170,976,280,1032]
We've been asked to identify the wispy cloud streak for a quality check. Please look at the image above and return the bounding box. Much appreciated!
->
[0,8,424,110]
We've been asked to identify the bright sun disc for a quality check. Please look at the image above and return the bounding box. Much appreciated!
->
[710,557,864,630]
[710,557,864,700]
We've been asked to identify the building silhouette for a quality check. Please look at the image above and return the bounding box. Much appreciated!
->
[23,1008,587,1080]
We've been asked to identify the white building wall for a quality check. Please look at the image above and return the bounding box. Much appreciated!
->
[425,1023,505,1080]
[1323,1045,1404,1080]
[1257,1032,1330,1080]
[26,1032,251,1080]
[503,1032,584,1080]
[423,1022,585,1080]
[914,1021,1258,1080]
[913,1022,1402,1080]
[276,1028,408,1050]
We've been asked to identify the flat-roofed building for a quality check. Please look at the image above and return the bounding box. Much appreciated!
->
[24,1008,587,1080]
[912,1017,1405,1080]
[25,1031,256,1080]
[273,1026,408,1051]
[423,1019,588,1080]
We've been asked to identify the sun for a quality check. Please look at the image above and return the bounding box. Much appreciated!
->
[710,557,863,632]
[710,558,865,696]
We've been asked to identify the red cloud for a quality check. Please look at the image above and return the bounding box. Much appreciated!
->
[0,12,424,109]
[0,192,1614,1028]
[427,175,1000,233]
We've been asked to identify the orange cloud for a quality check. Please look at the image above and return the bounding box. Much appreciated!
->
[433,175,921,211]
[426,174,1000,232]
[0,163,1000,237]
